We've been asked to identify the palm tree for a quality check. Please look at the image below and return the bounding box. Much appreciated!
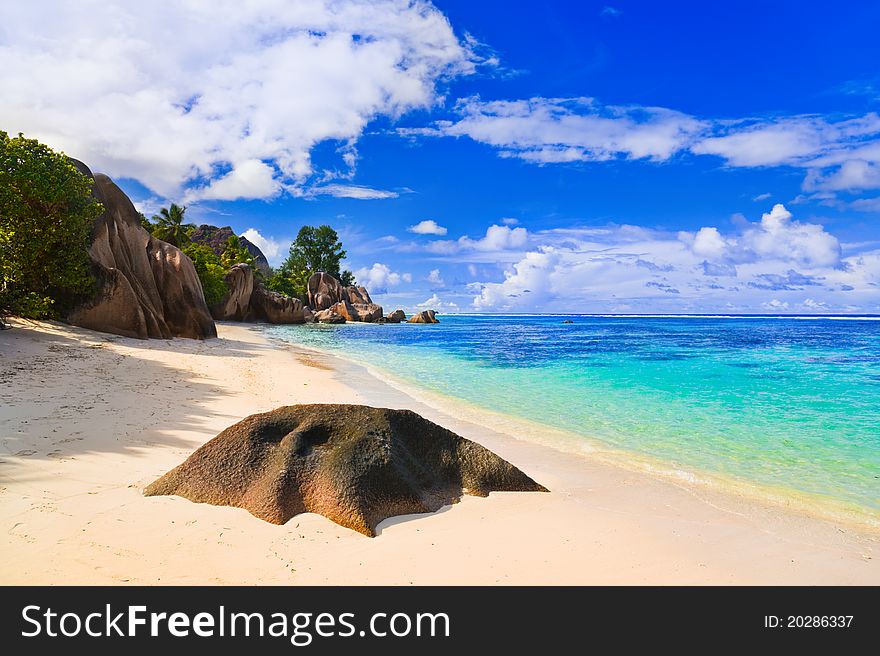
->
[151,204,189,247]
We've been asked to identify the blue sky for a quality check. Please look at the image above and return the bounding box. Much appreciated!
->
[2,0,879,313]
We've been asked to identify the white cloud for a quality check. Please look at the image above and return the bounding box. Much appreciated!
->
[0,0,477,198]
[412,96,880,196]
[240,228,289,266]
[691,227,728,259]
[306,184,400,199]
[468,207,877,313]
[678,204,840,269]
[693,114,880,167]
[436,96,707,164]
[408,219,448,235]
[427,224,529,255]
[802,298,829,310]
[501,217,520,225]
[188,159,281,202]
[417,293,458,311]
[753,192,772,201]
[354,262,411,294]
[427,268,445,287]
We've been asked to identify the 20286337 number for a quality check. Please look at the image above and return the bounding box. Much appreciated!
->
[764,616,854,628]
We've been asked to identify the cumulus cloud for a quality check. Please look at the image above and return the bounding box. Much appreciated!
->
[408,219,448,235]
[240,228,288,266]
[0,0,477,198]
[427,224,529,255]
[469,206,877,313]
[417,293,458,311]
[188,160,281,202]
[427,268,445,287]
[679,204,841,269]
[353,263,412,294]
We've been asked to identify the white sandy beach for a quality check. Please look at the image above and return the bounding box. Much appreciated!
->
[1,319,878,585]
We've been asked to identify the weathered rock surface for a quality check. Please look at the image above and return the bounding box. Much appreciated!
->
[387,309,406,323]
[307,272,344,310]
[314,309,346,324]
[145,404,547,536]
[67,161,217,340]
[331,299,383,323]
[211,264,307,324]
[250,286,308,323]
[408,309,439,324]
[343,285,373,305]
[210,264,254,321]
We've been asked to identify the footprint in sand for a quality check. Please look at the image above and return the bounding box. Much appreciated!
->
[14,449,37,456]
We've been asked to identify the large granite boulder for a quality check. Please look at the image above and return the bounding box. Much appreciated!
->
[387,309,406,323]
[66,161,217,340]
[307,272,344,310]
[344,285,373,305]
[331,299,383,323]
[314,308,346,324]
[210,263,254,321]
[250,286,308,323]
[408,310,439,324]
[145,404,547,536]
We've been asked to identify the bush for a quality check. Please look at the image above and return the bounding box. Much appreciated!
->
[182,243,229,307]
[0,132,102,319]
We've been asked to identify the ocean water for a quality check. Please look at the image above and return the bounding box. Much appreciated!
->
[265,315,880,518]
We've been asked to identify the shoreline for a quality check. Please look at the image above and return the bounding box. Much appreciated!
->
[262,326,880,534]
[1,319,878,585]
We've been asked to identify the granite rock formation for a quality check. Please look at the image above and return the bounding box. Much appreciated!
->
[66,161,217,340]
[210,263,254,322]
[408,310,439,324]
[145,404,547,536]
[307,272,344,311]
[314,308,346,324]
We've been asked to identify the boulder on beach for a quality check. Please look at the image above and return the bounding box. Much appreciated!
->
[250,286,308,324]
[343,285,373,306]
[331,299,383,323]
[408,309,439,324]
[144,404,547,536]
[66,160,217,340]
[314,308,346,324]
[307,272,344,311]
[211,263,308,324]
[387,309,406,323]
[210,263,254,321]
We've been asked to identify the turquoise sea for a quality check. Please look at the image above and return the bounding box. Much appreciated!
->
[266,315,880,520]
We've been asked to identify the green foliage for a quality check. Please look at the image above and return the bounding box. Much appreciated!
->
[151,203,189,247]
[138,212,154,233]
[339,269,356,287]
[283,225,347,278]
[265,268,309,302]
[181,243,228,306]
[0,131,102,319]
[274,225,355,300]
[219,235,256,271]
